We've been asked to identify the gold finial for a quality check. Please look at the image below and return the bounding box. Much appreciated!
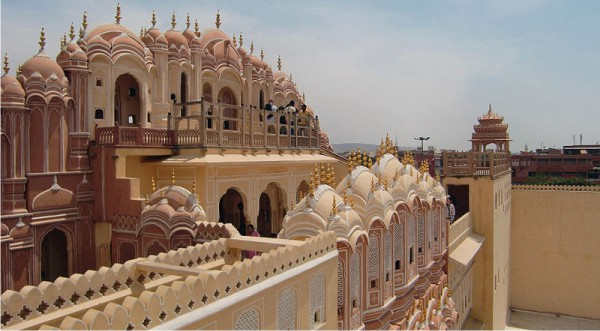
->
[419,160,429,177]
[79,26,85,40]
[69,22,75,41]
[171,168,175,185]
[250,41,254,54]
[367,156,373,168]
[151,176,156,192]
[82,10,88,31]
[140,26,144,38]
[370,178,376,193]
[16,64,22,76]
[194,19,200,34]
[320,163,327,184]
[61,33,67,49]
[260,49,264,61]
[343,190,349,205]
[115,3,122,24]
[38,26,46,52]
[191,178,196,194]
[2,53,8,75]
[239,33,243,48]
[232,34,237,47]
[171,11,176,29]
[488,103,492,114]
[215,10,222,29]
[277,55,282,71]
[186,13,191,30]
[330,196,337,217]
[151,10,157,28]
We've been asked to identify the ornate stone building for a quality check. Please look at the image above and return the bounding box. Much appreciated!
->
[279,139,458,330]
[1,5,459,330]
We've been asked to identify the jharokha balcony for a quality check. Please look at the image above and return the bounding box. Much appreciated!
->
[95,101,321,150]
[442,151,511,178]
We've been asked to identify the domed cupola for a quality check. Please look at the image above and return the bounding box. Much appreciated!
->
[20,27,68,93]
[142,11,168,51]
[57,24,88,69]
[164,12,191,61]
[182,15,203,52]
[1,55,26,106]
[85,4,152,70]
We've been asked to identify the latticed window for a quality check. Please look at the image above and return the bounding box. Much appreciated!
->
[337,260,345,310]
[384,232,392,278]
[393,222,404,271]
[277,288,297,330]
[310,274,325,327]
[235,308,260,330]
[368,233,379,283]
[417,212,425,255]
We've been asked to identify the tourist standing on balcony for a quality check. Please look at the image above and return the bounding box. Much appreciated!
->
[245,224,261,259]
[447,195,456,223]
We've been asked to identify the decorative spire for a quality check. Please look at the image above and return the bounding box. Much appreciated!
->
[151,10,157,28]
[370,178,376,193]
[2,53,8,75]
[140,26,144,38]
[38,26,46,52]
[82,10,88,31]
[277,55,282,71]
[186,13,191,30]
[232,34,237,47]
[69,22,75,41]
[194,19,200,34]
[79,26,85,40]
[250,41,254,54]
[171,168,175,185]
[260,49,264,61]
[343,190,349,205]
[61,33,67,49]
[151,177,156,192]
[191,178,196,195]
[16,64,22,76]
[215,10,222,29]
[488,103,492,114]
[171,11,176,29]
[239,33,243,48]
[115,3,122,24]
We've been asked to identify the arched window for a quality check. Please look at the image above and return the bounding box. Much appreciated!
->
[181,72,187,117]
[115,73,140,126]
[259,90,265,109]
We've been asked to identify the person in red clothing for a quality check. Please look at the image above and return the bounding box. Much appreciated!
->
[245,224,261,259]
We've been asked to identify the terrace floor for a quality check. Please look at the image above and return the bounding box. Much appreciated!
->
[506,309,600,330]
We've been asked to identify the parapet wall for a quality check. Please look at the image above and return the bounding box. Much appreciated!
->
[510,185,600,319]
[1,232,337,330]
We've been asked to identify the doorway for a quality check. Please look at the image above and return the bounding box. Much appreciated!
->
[41,229,69,282]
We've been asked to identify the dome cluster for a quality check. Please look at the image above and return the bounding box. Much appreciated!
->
[280,135,446,247]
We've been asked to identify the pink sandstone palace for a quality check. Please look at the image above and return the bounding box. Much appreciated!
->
[0,5,471,330]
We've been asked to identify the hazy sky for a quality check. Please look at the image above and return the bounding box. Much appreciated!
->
[2,0,599,151]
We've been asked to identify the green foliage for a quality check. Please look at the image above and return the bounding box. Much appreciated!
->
[524,174,594,186]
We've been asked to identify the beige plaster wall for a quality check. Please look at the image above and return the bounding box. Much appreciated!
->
[510,187,600,319]
[177,252,338,330]
[444,172,511,329]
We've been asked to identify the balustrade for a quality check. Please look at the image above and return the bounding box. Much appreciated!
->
[94,101,320,150]
[443,151,511,178]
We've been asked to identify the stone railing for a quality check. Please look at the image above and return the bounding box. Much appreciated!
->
[512,184,600,192]
[443,152,511,178]
[95,101,321,151]
[1,232,336,330]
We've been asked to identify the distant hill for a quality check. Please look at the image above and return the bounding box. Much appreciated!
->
[332,143,413,155]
